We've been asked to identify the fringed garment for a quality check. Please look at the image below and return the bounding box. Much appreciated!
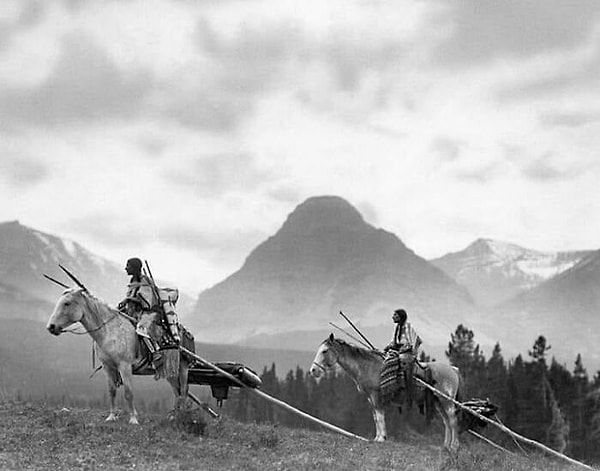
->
[380,349,403,404]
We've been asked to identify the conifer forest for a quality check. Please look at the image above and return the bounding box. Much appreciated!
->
[223,325,600,462]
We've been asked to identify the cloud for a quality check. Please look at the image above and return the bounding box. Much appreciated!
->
[164,153,274,197]
[431,137,462,162]
[432,0,600,66]
[520,152,584,182]
[155,224,267,264]
[0,154,50,189]
[495,61,600,102]
[63,212,147,248]
[175,15,410,131]
[0,1,46,52]
[539,110,600,128]
[453,163,502,184]
[16,1,47,30]
[0,32,154,128]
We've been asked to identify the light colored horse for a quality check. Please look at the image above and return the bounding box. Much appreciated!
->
[310,333,462,453]
[46,287,191,424]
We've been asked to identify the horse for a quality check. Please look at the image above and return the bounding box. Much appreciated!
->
[310,333,462,453]
[46,287,193,424]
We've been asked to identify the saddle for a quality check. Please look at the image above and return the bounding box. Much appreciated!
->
[380,348,418,406]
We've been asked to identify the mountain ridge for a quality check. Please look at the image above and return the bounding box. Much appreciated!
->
[0,220,194,322]
[430,237,592,307]
[190,196,476,346]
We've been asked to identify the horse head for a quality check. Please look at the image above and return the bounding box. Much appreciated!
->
[46,288,86,335]
[310,333,340,378]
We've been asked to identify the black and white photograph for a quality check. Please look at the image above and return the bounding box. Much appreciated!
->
[1,1,599,469]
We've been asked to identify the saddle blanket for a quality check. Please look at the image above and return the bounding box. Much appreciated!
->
[380,350,403,403]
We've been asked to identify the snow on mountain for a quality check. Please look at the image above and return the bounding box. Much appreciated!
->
[0,220,194,321]
[431,238,592,307]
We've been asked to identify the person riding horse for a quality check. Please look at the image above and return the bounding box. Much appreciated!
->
[118,257,155,321]
[118,257,181,374]
[384,308,421,356]
[380,308,422,407]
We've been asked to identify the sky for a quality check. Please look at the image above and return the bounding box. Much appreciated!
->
[2,0,600,294]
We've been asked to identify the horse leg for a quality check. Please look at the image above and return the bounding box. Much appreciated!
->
[436,401,451,452]
[437,400,459,455]
[105,366,119,422]
[119,362,139,425]
[447,403,459,454]
[368,395,386,442]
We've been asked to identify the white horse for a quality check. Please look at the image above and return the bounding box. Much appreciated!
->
[310,333,463,453]
[46,287,192,424]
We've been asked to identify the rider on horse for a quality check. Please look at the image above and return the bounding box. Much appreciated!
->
[118,257,181,373]
[384,308,421,356]
[380,308,422,407]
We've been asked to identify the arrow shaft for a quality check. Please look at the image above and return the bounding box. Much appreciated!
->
[339,311,376,350]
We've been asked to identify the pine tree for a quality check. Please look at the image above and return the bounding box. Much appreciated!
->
[529,335,551,367]
[571,354,588,457]
[486,342,508,412]
[446,324,486,397]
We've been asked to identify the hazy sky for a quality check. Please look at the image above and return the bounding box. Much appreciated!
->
[2,0,600,294]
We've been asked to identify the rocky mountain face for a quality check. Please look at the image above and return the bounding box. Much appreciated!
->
[0,220,127,322]
[430,238,591,307]
[493,250,600,369]
[190,196,477,348]
[0,221,193,323]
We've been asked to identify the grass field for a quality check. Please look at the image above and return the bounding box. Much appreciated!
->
[0,400,594,470]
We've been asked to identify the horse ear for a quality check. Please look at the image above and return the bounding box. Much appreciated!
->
[329,333,334,341]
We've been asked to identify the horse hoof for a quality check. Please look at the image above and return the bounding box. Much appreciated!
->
[105,414,117,422]
[129,417,139,425]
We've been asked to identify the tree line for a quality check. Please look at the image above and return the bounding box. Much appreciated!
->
[224,324,600,461]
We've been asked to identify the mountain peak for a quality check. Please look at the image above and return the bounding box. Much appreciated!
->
[465,238,528,259]
[280,196,366,234]
[432,238,591,307]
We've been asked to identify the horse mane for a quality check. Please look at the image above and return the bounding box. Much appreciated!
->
[330,337,383,361]
[72,288,120,326]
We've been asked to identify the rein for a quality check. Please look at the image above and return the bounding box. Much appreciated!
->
[313,341,341,372]
[62,298,120,335]
[62,314,118,335]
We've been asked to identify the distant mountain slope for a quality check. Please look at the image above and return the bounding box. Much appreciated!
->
[0,280,53,322]
[190,196,476,346]
[495,249,600,370]
[0,220,194,320]
[0,220,128,308]
[431,238,591,307]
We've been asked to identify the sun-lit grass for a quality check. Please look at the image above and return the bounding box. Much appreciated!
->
[0,400,594,470]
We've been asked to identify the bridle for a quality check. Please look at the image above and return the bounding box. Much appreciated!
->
[312,342,338,373]
[61,293,119,335]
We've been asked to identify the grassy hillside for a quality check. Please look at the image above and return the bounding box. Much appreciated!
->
[0,400,589,471]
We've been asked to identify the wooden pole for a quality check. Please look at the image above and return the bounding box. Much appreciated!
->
[339,311,377,350]
[188,391,219,418]
[468,430,513,455]
[328,322,373,350]
[415,377,597,471]
[180,346,368,442]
